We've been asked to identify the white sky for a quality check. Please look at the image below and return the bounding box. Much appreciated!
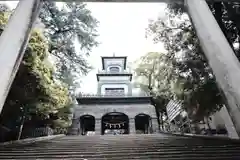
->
[4,1,167,94]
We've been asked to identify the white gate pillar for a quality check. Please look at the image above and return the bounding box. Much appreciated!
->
[0,0,43,114]
[185,0,240,137]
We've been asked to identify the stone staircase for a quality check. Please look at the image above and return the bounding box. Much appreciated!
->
[1,134,240,159]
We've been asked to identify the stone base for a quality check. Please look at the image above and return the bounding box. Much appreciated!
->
[129,118,135,134]
[95,119,101,135]
[152,118,160,133]
[67,119,80,135]
[67,127,79,135]
[22,127,54,139]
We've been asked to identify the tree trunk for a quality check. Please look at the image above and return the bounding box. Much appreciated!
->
[153,104,161,131]
[160,113,164,131]
[17,115,25,140]
[205,116,211,130]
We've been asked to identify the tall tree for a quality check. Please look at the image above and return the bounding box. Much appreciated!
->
[0,9,71,141]
[134,52,175,99]
[134,52,174,129]
[168,2,240,60]
[145,6,224,121]
[39,2,99,89]
[210,2,240,59]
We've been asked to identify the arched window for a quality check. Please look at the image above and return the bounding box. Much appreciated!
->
[109,66,120,73]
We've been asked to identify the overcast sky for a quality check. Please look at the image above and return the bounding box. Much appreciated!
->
[5,1,167,94]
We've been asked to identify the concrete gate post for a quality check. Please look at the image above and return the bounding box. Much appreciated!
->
[0,0,43,114]
[185,0,240,136]
[152,118,159,133]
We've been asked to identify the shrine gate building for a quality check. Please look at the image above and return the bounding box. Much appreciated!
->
[69,56,159,135]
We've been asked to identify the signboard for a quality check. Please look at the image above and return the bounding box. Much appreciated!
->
[166,100,182,122]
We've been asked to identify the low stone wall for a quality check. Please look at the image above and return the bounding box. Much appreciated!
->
[21,127,54,139]
[159,130,239,140]
[0,134,65,146]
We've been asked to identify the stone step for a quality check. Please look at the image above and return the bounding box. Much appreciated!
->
[1,148,240,155]
[0,134,240,159]
[5,143,237,150]
[1,151,240,159]
[2,144,239,151]
[7,157,240,160]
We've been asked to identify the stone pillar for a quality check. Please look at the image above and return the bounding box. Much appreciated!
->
[95,118,101,135]
[185,0,240,137]
[151,118,159,133]
[220,106,239,139]
[129,118,135,134]
[148,119,153,134]
[0,0,43,114]
[68,118,80,135]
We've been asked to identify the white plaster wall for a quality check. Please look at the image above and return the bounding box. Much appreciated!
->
[99,76,130,81]
[219,106,239,138]
[101,84,128,95]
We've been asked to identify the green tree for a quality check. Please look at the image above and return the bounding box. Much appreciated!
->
[145,6,224,121]
[39,2,99,89]
[134,52,174,129]
[134,52,175,99]
[209,2,240,59]
[0,9,71,140]
[168,2,240,60]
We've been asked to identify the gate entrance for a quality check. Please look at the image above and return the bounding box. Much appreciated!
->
[80,115,95,135]
[135,114,152,134]
[101,112,129,135]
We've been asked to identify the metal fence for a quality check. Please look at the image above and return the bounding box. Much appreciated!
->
[21,127,54,139]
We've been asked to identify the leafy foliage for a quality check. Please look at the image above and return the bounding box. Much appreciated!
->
[209,2,240,60]
[39,2,99,89]
[0,1,101,140]
[0,8,71,136]
[0,1,100,141]
[168,2,240,61]
[141,5,226,121]
[134,52,175,99]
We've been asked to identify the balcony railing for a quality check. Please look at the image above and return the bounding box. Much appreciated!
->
[97,70,131,74]
[76,92,150,98]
